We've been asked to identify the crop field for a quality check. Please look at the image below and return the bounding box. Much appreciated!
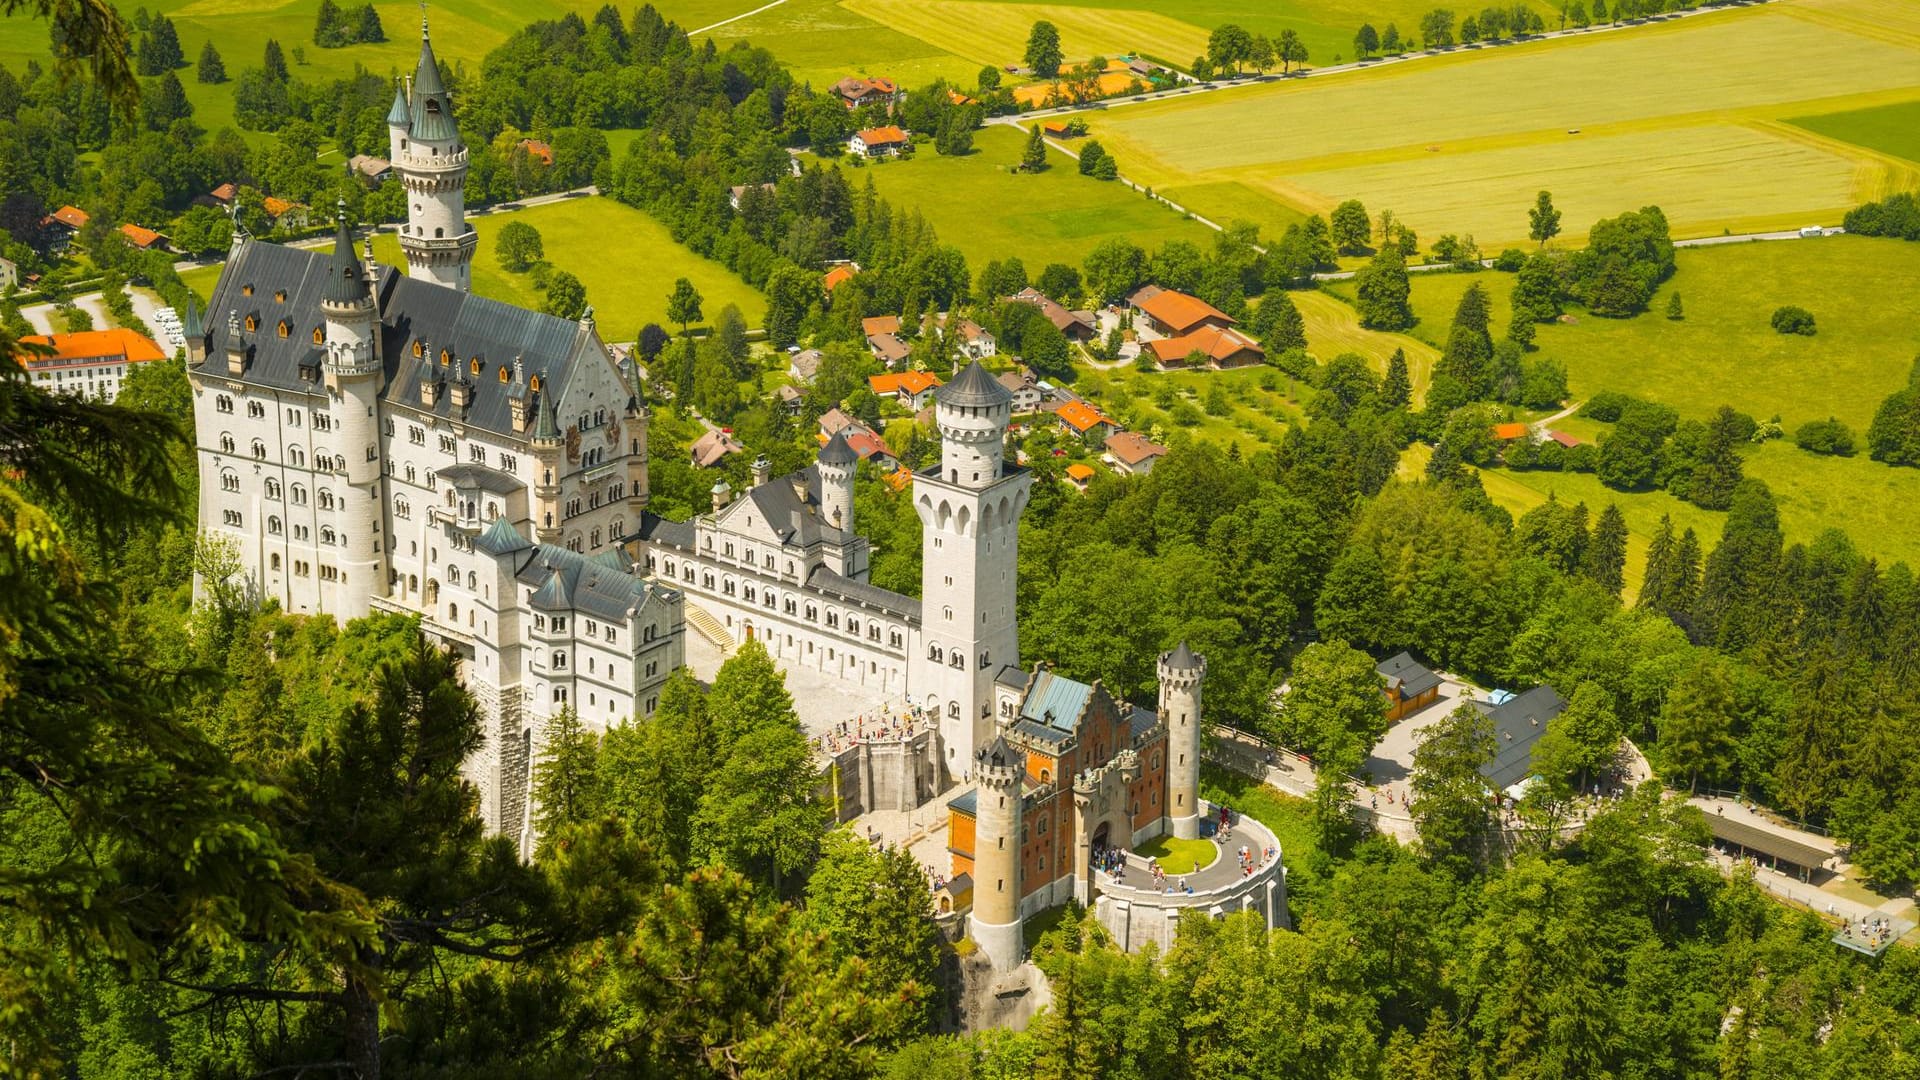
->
[1083,1,1920,248]
[846,126,1221,269]
[1788,98,1920,163]
[708,0,982,88]
[842,0,1210,73]
[181,197,762,341]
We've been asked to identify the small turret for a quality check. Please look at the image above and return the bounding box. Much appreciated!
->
[531,384,563,542]
[182,294,205,364]
[508,358,533,433]
[710,478,732,515]
[817,428,856,532]
[934,360,1013,489]
[386,77,411,163]
[751,454,772,488]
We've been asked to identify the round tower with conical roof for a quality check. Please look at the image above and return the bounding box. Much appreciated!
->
[818,428,856,533]
[969,737,1025,970]
[1158,642,1206,839]
[319,202,384,617]
[910,361,1032,778]
[395,16,476,292]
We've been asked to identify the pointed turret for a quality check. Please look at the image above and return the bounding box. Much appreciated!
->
[533,384,560,446]
[409,18,458,142]
[386,76,411,126]
[395,10,474,292]
[322,201,370,306]
[182,293,205,363]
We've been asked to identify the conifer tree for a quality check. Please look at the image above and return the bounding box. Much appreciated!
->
[1666,291,1684,320]
[1382,348,1412,410]
[1583,504,1627,597]
[1639,513,1675,612]
[196,40,226,83]
[263,38,288,83]
[1435,283,1494,397]
[136,13,183,74]
[1020,123,1047,172]
[531,707,602,855]
[1354,244,1414,330]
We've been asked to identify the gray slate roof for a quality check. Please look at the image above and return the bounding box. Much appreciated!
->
[438,463,523,495]
[1474,685,1569,790]
[475,516,533,556]
[196,239,597,441]
[937,360,1012,408]
[1163,640,1200,670]
[511,543,669,623]
[819,428,857,467]
[1377,651,1441,701]
[636,511,694,550]
[808,565,919,621]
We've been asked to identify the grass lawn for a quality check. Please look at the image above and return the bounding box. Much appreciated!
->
[1136,834,1216,871]
[1084,1,1920,248]
[846,125,1220,270]
[709,0,980,89]
[182,196,762,341]
[1788,97,1920,164]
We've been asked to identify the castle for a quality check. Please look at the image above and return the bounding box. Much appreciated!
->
[191,20,1282,964]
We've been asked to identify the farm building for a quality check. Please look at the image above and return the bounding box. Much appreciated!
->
[1144,325,1263,370]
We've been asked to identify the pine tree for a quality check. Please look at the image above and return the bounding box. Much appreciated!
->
[136,14,184,75]
[1382,348,1412,409]
[1020,123,1048,172]
[196,40,226,83]
[530,708,602,855]
[1436,283,1494,397]
[1259,291,1306,352]
[1639,513,1675,612]
[1671,526,1702,630]
[1666,291,1684,320]
[263,38,288,83]
[1354,244,1414,330]
[1584,504,1627,597]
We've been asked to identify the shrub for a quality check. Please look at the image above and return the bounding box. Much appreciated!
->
[1794,417,1855,456]
[1491,248,1528,272]
[1579,390,1636,422]
[1771,306,1816,336]
[1563,443,1597,472]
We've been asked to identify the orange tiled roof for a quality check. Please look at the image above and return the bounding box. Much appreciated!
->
[862,315,901,338]
[518,138,554,164]
[262,196,304,217]
[117,223,164,249]
[18,328,167,367]
[1136,288,1234,334]
[1055,400,1114,433]
[1493,422,1530,441]
[882,468,913,493]
[823,265,858,290]
[869,370,942,396]
[857,125,908,145]
[1145,325,1263,365]
[210,183,237,201]
[844,428,892,460]
[1043,120,1071,135]
[50,205,89,229]
[1065,463,1095,482]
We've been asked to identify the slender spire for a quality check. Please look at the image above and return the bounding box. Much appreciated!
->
[533,380,560,444]
[181,293,202,340]
[386,77,411,126]
[323,200,369,305]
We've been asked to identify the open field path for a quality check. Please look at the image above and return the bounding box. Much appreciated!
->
[689,0,790,35]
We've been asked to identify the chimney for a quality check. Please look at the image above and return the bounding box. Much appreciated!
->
[450,375,471,413]
[509,358,532,433]
[710,479,732,515]
[420,368,440,408]
[751,454,771,488]
[224,310,246,376]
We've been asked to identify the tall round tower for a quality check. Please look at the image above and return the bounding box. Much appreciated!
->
[1158,642,1206,840]
[395,17,476,292]
[319,202,384,618]
[936,360,1010,488]
[969,737,1025,970]
[817,428,856,532]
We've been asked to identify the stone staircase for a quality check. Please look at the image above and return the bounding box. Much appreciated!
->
[684,602,736,657]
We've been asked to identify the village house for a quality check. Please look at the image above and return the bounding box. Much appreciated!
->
[117,223,169,252]
[996,370,1044,413]
[1103,431,1168,476]
[818,407,866,441]
[867,332,911,368]
[1055,400,1118,446]
[775,383,805,415]
[861,315,901,338]
[17,327,168,402]
[952,318,996,358]
[728,182,775,210]
[868,369,943,410]
[1009,286,1097,342]
[349,155,393,183]
[850,125,910,158]
[842,427,896,469]
[823,263,859,293]
[788,348,825,382]
[1493,421,1531,442]
[831,75,901,110]
[0,256,15,291]
[1475,686,1570,797]
[261,197,310,232]
[44,205,87,251]
[517,138,554,165]
[689,428,746,469]
[1064,462,1095,492]
[1376,652,1443,722]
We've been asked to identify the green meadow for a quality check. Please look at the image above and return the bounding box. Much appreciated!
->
[1788,97,1920,164]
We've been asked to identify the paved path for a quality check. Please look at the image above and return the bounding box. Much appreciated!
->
[21,286,171,341]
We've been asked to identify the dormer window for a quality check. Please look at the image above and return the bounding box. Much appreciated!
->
[412,340,424,358]
[277,320,291,338]
[274,289,287,302]
[530,374,542,392]
[242,284,254,296]
[440,349,452,365]
[312,327,324,344]
[497,365,509,383]
[244,314,259,331]
[469,357,483,375]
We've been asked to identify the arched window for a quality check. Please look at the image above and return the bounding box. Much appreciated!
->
[312,327,324,344]
[277,319,291,338]
[244,314,259,331]
[270,553,281,571]
[412,339,425,358]
[250,439,265,459]
[949,652,964,670]
[267,516,282,535]
[219,433,235,453]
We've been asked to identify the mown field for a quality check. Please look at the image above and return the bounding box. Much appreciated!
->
[1083,0,1920,248]
[1788,98,1920,164]
[843,125,1220,269]
[180,196,763,341]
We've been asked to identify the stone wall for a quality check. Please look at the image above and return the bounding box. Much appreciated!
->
[1089,801,1289,955]
[824,729,942,822]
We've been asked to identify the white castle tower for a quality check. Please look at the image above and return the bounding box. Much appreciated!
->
[1158,642,1206,839]
[318,202,385,617]
[910,361,1032,775]
[391,16,476,292]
